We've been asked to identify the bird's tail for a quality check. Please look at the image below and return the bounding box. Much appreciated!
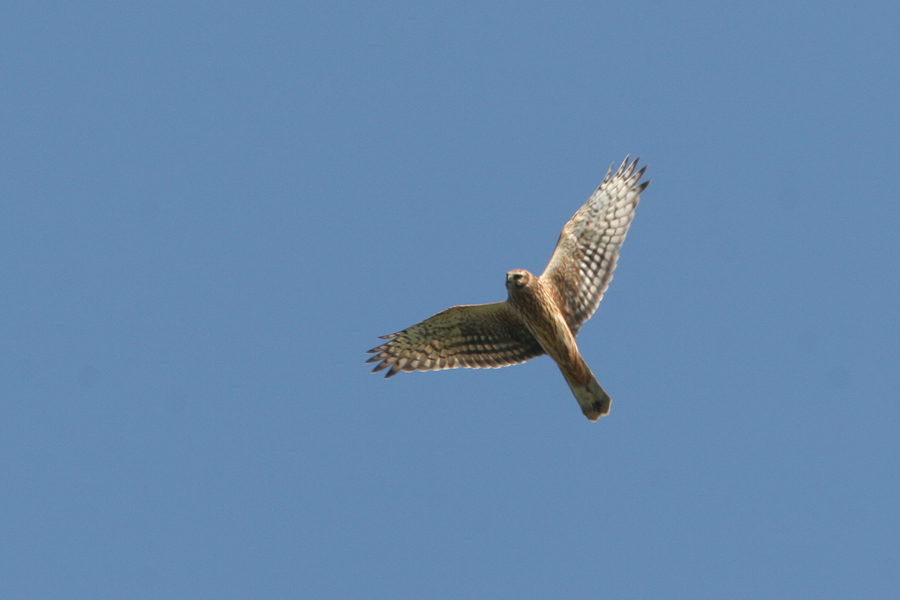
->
[560,355,611,421]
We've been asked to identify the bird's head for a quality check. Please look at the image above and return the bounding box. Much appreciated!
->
[506,269,533,292]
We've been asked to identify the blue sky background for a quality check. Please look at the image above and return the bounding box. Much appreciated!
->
[2,2,899,598]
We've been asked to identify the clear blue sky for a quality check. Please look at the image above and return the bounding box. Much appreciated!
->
[2,2,898,598]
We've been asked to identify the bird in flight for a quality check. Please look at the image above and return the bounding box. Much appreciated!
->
[367,156,649,420]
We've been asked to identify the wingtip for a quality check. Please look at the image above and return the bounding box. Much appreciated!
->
[602,162,615,185]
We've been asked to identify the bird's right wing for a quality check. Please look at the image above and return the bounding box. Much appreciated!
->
[366,302,544,377]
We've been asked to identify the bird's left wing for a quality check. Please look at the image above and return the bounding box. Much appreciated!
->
[367,301,544,377]
[541,156,648,334]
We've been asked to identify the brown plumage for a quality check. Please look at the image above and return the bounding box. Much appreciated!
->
[366,156,649,420]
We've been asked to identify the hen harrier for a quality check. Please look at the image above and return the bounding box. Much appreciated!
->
[367,156,649,420]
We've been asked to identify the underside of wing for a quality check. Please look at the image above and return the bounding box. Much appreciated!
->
[366,301,544,377]
[541,156,649,334]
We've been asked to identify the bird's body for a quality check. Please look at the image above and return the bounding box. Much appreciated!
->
[367,156,649,420]
[505,270,611,419]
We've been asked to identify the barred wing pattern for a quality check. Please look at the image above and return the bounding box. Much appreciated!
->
[541,156,649,334]
[366,302,544,377]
